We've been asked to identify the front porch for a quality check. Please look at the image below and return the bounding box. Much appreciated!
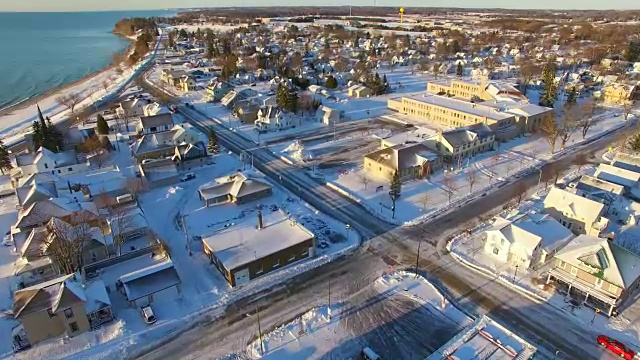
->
[547,269,617,316]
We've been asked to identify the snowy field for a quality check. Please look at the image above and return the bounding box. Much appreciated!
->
[449,181,640,356]
[242,271,534,360]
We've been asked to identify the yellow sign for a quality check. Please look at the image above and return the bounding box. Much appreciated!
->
[596,308,601,313]
[399,7,405,13]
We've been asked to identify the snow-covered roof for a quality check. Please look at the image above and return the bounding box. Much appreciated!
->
[199,172,272,202]
[594,163,640,189]
[201,210,314,271]
[84,280,111,314]
[612,152,640,173]
[404,94,514,122]
[555,235,640,288]
[488,212,574,253]
[543,187,604,226]
[13,274,86,318]
[120,260,181,301]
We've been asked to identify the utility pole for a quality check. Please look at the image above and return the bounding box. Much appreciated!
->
[415,240,422,279]
[181,214,192,256]
[328,277,332,320]
[256,305,264,355]
[513,264,518,283]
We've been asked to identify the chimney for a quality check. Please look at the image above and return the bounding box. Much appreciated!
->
[257,210,263,230]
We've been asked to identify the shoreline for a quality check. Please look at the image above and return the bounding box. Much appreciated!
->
[0,32,135,119]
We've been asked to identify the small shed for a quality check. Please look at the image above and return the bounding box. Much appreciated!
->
[118,260,181,307]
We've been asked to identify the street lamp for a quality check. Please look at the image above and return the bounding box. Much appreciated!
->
[513,263,519,283]
[345,224,351,240]
[415,240,422,279]
[536,167,543,189]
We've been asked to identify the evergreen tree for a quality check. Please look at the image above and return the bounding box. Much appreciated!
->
[0,139,12,175]
[565,87,578,107]
[540,61,558,107]
[207,128,219,154]
[46,119,64,152]
[325,75,338,89]
[96,114,109,135]
[32,120,43,150]
[456,62,464,77]
[388,170,402,219]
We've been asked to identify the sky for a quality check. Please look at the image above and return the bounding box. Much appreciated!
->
[0,0,638,12]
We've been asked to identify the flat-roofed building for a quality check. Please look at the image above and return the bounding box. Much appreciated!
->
[201,210,315,287]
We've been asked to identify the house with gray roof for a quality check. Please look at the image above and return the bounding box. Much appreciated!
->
[11,147,89,180]
[138,113,174,135]
[547,234,640,316]
[198,172,273,207]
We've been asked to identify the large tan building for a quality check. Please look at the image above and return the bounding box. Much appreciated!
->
[388,94,551,141]
[601,83,638,105]
[426,78,528,102]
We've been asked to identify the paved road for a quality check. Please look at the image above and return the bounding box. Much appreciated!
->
[131,84,634,360]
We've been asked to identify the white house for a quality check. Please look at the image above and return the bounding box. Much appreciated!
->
[570,175,627,221]
[315,106,346,125]
[484,212,574,269]
[116,98,150,118]
[142,102,168,117]
[138,114,174,135]
[543,187,609,236]
[254,106,300,132]
[594,163,640,200]
[12,148,89,180]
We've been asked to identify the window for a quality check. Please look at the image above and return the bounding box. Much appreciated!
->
[273,259,280,268]
[57,169,61,174]
[300,248,309,258]
[288,253,296,262]
[493,248,499,255]
[68,167,73,172]
[595,278,603,288]
[559,261,566,269]
[609,283,617,293]
[44,163,49,169]
[69,322,79,332]
[570,266,578,276]
[64,308,74,319]
[255,265,264,275]
[500,238,504,245]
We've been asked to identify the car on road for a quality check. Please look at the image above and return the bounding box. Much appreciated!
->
[597,335,635,359]
[361,347,380,360]
[181,173,196,182]
[141,306,157,324]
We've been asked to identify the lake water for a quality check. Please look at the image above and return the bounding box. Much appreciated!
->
[0,11,176,109]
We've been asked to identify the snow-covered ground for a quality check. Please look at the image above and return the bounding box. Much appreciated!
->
[243,271,534,360]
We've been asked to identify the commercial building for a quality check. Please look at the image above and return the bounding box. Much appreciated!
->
[201,210,315,287]
[426,78,527,102]
[364,142,442,182]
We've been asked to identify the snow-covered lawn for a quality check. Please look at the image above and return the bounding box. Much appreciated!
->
[244,271,535,360]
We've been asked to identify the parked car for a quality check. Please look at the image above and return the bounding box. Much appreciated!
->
[3,233,12,247]
[181,173,196,182]
[361,347,380,360]
[597,335,635,360]
[141,306,157,324]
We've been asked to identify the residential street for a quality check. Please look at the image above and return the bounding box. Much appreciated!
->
[128,100,636,360]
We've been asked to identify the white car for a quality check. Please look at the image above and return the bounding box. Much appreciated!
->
[3,234,12,247]
[141,306,157,324]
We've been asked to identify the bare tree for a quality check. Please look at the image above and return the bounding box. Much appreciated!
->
[442,173,457,205]
[433,63,442,80]
[513,182,528,206]
[333,56,349,73]
[518,59,539,95]
[125,178,146,200]
[623,100,637,121]
[291,51,303,76]
[55,94,71,111]
[559,110,578,150]
[101,79,111,93]
[43,213,97,275]
[66,92,81,113]
[574,152,589,174]
[466,168,478,194]
[540,115,561,154]
[360,174,370,190]
[421,193,429,210]
[108,205,137,256]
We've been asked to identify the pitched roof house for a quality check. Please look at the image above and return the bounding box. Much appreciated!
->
[364,142,442,182]
[547,235,640,316]
[543,187,609,236]
[198,172,273,207]
[12,274,113,348]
